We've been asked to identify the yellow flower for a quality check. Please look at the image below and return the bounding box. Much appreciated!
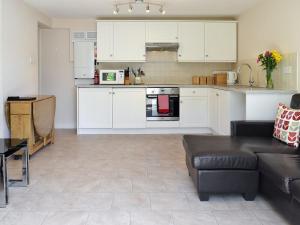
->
[271,50,283,64]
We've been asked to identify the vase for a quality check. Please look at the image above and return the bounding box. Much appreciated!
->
[266,69,274,89]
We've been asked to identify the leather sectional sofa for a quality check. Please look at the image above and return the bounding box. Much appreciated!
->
[183,94,300,225]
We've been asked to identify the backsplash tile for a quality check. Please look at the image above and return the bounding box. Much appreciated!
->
[97,52,233,84]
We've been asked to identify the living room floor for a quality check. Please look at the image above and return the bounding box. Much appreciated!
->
[1,132,290,225]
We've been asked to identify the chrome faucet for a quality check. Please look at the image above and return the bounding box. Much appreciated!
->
[237,63,255,87]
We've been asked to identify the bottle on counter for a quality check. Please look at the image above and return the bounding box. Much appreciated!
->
[94,69,99,85]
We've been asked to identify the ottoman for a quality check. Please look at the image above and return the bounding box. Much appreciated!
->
[183,135,259,201]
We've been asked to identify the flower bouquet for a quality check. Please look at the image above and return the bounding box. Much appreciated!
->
[257,50,283,89]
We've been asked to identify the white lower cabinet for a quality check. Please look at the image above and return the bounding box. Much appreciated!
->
[180,88,208,127]
[113,88,146,128]
[78,88,146,129]
[209,89,230,135]
[78,88,113,129]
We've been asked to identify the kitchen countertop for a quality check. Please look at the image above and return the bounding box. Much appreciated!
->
[77,84,297,95]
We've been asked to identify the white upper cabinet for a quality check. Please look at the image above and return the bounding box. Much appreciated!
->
[97,20,237,62]
[114,22,146,62]
[97,21,114,61]
[178,22,205,62]
[97,21,146,62]
[204,22,237,62]
[146,22,178,43]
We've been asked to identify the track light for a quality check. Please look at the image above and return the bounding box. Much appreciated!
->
[128,4,133,13]
[113,0,165,15]
[159,6,166,15]
[113,5,119,14]
[146,4,150,13]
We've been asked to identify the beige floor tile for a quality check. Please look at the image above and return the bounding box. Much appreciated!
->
[172,211,218,225]
[87,211,130,225]
[112,193,151,210]
[42,211,88,225]
[150,193,190,211]
[131,210,172,225]
[213,210,261,225]
[132,177,167,193]
[97,178,133,193]
[0,211,48,225]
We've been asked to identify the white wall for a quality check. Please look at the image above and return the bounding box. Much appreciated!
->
[40,29,75,129]
[238,0,300,89]
[0,0,51,137]
[0,0,4,137]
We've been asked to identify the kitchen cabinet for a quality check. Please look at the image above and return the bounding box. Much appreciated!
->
[78,88,113,128]
[205,22,237,62]
[146,22,178,43]
[113,22,146,61]
[97,21,146,62]
[209,89,231,135]
[178,22,205,62]
[180,88,208,127]
[113,88,146,128]
[97,21,114,61]
[74,42,95,79]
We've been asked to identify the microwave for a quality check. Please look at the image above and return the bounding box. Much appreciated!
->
[100,70,125,85]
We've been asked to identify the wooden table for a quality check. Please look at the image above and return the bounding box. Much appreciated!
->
[5,96,56,156]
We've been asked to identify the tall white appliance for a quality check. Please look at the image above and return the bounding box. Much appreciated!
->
[74,42,95,79]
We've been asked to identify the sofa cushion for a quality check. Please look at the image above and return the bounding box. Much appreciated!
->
[273,103,300,147]
[183,135,257,170]
[291,180,300,202]
[258,153,300,194]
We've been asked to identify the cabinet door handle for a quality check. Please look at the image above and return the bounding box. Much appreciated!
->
[110,54,113,57]
[192,91,196,94]
[180,101,183,104]
[178,54,182,57]
[216,93,219,96]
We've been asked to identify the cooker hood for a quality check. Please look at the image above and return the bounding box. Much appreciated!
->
[145,42,179,52]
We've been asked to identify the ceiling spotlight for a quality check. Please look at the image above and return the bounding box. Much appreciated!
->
[128,4,133,13]
[159,6,166,15]
[113,5,119,14]
[146,4,150,13]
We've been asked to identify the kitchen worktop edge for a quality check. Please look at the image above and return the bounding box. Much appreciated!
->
[76,84,297,94]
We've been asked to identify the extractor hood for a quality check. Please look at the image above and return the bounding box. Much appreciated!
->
[145,43,179,52]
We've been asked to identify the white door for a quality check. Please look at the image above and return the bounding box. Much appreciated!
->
[97,22,114,61]
[180,96,208,127]
[78,88,113,128]
[113,88,146,128]
[146,22,178,43]
[74,42,95,78]
[205,22,237,62]
[209,89,220,133]
[218,90,230,135]
[178,22,205,62]
[114,22,146,62]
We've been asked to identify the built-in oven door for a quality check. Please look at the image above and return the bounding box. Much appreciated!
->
[146,94,180,121]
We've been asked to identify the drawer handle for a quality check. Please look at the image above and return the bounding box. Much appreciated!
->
[192,91,196,94]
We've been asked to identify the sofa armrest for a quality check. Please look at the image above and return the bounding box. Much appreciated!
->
[231,121,275,137]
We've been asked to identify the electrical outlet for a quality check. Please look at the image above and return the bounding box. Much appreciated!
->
[283,66,293,74]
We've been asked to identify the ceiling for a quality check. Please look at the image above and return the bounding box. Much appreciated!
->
[24,0,261,18]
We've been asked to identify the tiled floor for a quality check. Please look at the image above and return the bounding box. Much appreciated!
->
[1,131,291,225]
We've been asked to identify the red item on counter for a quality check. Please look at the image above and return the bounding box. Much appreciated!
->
[94,69,99,85]
[157,95,169,114]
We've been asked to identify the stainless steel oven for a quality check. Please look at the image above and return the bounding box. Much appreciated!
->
[146,88,180,121]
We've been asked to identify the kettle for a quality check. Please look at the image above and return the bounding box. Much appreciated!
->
[227,72,237,85]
